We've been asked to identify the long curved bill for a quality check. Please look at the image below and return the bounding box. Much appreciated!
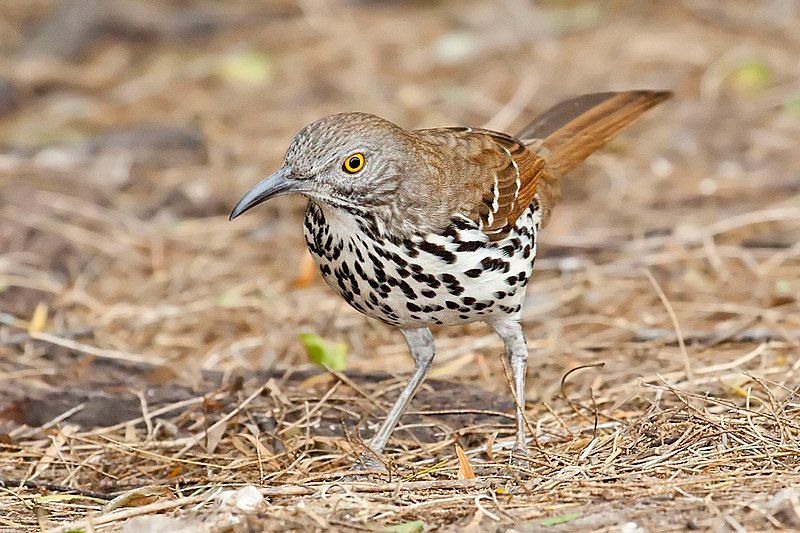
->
[229,167,298,220]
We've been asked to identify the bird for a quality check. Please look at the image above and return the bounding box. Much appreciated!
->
[230,90,671,469]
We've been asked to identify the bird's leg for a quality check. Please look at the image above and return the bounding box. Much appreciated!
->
[489,318,530,465]
[355,327,435,470]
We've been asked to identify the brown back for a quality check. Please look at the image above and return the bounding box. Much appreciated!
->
[460,90,671,240]
[399,91,671,241]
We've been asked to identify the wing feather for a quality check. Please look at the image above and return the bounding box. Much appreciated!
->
[412,90,669,241]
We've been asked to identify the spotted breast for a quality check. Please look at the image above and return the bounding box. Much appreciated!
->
[303,197,542,328]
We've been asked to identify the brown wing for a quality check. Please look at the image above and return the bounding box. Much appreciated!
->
[412,90,669,241]
[413,127,557,241]
[466,130,554,240]
[412,127,551,241]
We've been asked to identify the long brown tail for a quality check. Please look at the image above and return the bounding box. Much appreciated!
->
[517,90,672,175]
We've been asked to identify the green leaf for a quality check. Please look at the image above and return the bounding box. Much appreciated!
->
[729,61,772,92]
[218,50,274,87]
[551,4,603,33]
[784,94,800,116]
[386,520,425,533]
[776,279,792,295]
[539,512,581,526]
[298,333,347,371]
[216,290,240,307]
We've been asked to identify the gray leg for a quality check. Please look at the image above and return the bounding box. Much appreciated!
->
[367,327,435,456]
[489,317,529,457]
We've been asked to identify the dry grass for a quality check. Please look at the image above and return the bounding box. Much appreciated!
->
[1,0,800,530]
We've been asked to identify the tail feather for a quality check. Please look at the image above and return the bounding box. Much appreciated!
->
[517,90,672,175]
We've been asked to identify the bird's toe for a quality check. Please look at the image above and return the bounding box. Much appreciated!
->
[340,453,389,481]
[510,444,532,471]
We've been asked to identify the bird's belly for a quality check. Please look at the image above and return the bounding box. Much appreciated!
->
[303,204,539,328]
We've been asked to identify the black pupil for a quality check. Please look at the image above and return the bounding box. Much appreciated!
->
[349,156,359,169]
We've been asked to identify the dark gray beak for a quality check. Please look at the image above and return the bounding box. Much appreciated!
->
[229,167,297,220]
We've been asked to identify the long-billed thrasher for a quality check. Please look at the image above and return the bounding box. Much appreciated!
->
[230,90,671,469]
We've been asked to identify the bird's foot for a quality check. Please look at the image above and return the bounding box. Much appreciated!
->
[341,453,389,481]
[509,443,531,471]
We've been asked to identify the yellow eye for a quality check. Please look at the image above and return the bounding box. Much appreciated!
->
[342,153,365,174]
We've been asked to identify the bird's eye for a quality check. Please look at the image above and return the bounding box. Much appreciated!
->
[342,153,365,174]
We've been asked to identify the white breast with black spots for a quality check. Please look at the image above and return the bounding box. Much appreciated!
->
[303,201,541,328]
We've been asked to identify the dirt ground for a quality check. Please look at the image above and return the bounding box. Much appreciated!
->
[1,0,800,531]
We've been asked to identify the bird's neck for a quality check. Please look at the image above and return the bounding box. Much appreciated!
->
[306,200,394,242]
[307,198,426,244]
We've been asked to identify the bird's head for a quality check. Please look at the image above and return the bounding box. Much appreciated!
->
[229,113,410,220]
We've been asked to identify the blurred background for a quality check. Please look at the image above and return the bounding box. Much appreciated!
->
[1,0,799,406]
[2,1,800,529]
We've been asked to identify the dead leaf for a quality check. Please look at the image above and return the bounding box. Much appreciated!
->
[265,378,290,405]
[298,372,334,390]
[27,302,48,334]
[103,485,173,512]
[204,419,228,454]
[30,426,74,480]
[485,432,496,462]
[721,376,751,398]
[166,465,183,479]
[230,434,252,456]
[291,251,317,288]
[203,397,225,412]
[143,365,177,385]
[455,442,475,479]
[239,432,272,458]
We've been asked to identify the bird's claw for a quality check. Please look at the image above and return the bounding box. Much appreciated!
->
[341,453,389,481]
[509,444,531,471]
